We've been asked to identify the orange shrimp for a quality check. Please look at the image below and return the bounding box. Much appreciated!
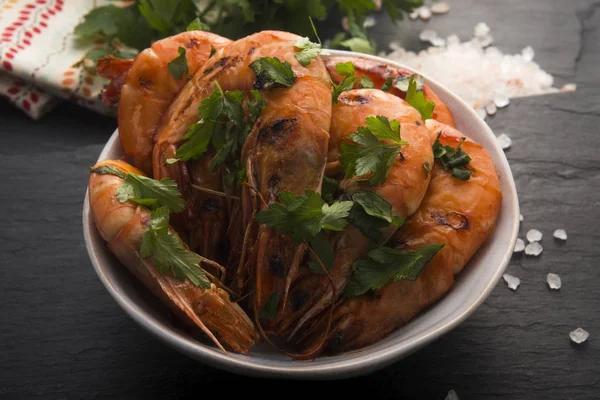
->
[98,31,231,175]
[88,160,257,354]
[152,31,332,321]
[300,120,501,355]
[273,89,434,337]
[325,56,456,127]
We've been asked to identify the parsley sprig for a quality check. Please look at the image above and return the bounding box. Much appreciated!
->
[293,37,322,67]
[113,172,185,212]
[249,57,296,90]
[255,190,353,244]
[332,62,357,103]
[140,206,211,288]
[344,243,445,297]
[405,75,435,120]
[170,82,264,176]
[167,47,188,79]
[432,133,472,181]
[339,115,408,186]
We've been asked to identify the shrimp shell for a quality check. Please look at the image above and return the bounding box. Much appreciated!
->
[98,31,232,175]
[300,120,501,355]
[88,160,257,354]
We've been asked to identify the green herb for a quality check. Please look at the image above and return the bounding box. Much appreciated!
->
[352,191,403,226]
[423,161,430,179]
[358,76,374,89]
[307,232,335,274]
[140,206,211,288]
[89,165,126,179]
[405,75,435,120]
[432,133,472,181]
[209,45,216,58]
[381,76,394,92]
[339,115,408,186]
[332,61,358,103]
[259,292,281,320]
[344,243,444,297]
[347,203,389,242]
[172,82,261,172]
[255,190,353,243]
[115,173,185,212]
[293,37,322,67]
[168,47,188,80]
[250,57,296,90]
[186,17,210,31]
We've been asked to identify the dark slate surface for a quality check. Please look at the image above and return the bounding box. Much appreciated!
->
[1,1,598,398]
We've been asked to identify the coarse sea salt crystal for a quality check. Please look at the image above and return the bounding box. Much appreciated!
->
[494,94,510,108]
[431,37,446,47]
[503,274,520,290]
[474,22,490,38]
[547,273,562,289]
[485,103,497,115]
[431,2,450,14]
[419,6,432,20]
[409,10,419,20]
[527,229,543,243]
[514,238,525,252]
[561,83,577,92]
[554,229,568,240]
[570,328,589,344]
[419,29,438,42]
[445,390,460,400]
[525,242,543,256]
[497,133,512,150]
[522,46,535,62]
[520,213,524,222]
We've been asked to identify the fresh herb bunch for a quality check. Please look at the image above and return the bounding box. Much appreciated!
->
[74,0,423,65]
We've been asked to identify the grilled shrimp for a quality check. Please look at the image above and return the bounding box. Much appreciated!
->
[300,120,502,354]
[98,31,231,174]
[88,160,257,354]
[274,89,433,337]
[152,31,332,317]
[325,56,455,127]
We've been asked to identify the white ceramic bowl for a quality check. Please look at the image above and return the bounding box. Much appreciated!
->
[82,50,519,379]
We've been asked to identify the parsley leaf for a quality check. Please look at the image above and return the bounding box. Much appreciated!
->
[255,190,353,243]
[140,206,211,288]
[359,75,374,89]
[247,90,265,123]
[115,173,185,212]
[381,76,394,92]
[405,75,435,120]
[186,17,210,31]
[307,231,335,274]
[394,74,423,92]
[293,37,322,67]
[339,116,408,186]
[344,243,445,297]
[168,47,188,80]
[89,165,126,179]
[250,57,296,90]
[321,175,340,204]
[352,191,403,226]
[423,161,430,179]
[332,62,358,103]
[432,133,472,181]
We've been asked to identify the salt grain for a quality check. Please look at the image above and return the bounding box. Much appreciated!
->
[569,328,589,344]
[419,29,438,42]
[525,242,543,256]
[431,2,450,15]
[526,229,543,243]
[521,46,535,62]
[496,133,512,150]
[494,94,510,108]
[520,213,524,222]
[474,22,490,38]
[485,103,497,115]
[418,6,432,20]
[553,229,568,240]
[547,273,562,289]
[560,83,577,92]
[445,390,460,400]
[409,10,419,20]
[431,37,446,47]
[503,274,520,290]
[513,238,525,252]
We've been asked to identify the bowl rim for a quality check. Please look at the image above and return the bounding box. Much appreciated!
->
[82,49,520,379]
